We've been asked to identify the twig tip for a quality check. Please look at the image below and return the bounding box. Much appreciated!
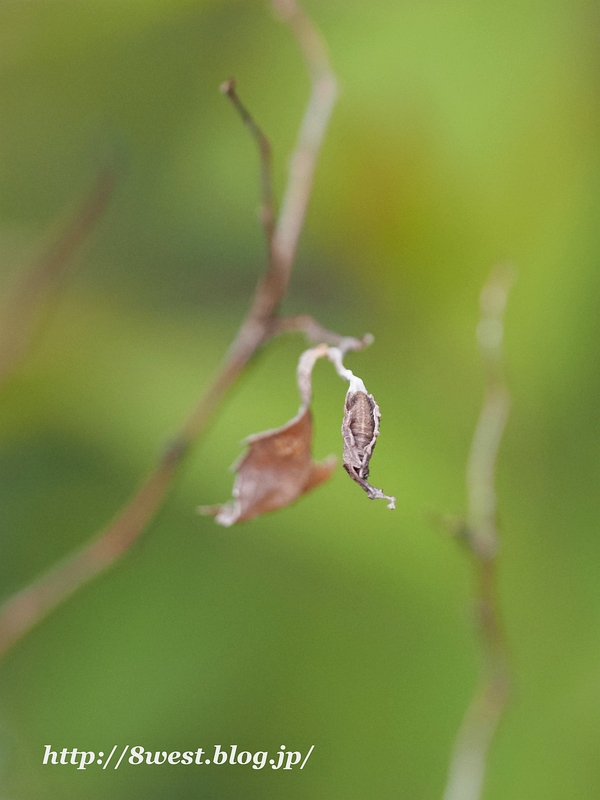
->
[220,78,236,96]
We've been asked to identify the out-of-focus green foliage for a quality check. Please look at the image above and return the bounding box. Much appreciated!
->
[1,1,599,797]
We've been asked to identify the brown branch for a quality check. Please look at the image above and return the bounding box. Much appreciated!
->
[442,265,515,800]
[0,1,338,659]
[0,168,116,392]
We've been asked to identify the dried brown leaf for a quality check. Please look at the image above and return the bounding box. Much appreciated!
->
[200,407,336,526]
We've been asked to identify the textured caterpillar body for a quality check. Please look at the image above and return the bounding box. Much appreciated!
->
[346,391,376,449]
[342,390,380,480]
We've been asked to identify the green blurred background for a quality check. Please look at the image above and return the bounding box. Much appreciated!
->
[1,0,599,797]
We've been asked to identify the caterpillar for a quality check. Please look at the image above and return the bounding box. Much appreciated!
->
[342,389,379,480]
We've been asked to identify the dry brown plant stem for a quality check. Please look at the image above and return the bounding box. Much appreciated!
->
[442,266,514,800]
[0,0,340,659]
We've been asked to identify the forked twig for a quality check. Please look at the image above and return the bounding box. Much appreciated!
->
[0,0,339,659]
[442,265,515,800]
[251,0,337,320]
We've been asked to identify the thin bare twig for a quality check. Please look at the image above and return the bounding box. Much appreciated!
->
[0,168,116,392]
[0,1,338,659]
[442,265,515,800]
[221,78,276,252]
[273,314,372,353]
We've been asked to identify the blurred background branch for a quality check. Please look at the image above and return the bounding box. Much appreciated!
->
[442,265,515,800]
[0,167,116,393]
